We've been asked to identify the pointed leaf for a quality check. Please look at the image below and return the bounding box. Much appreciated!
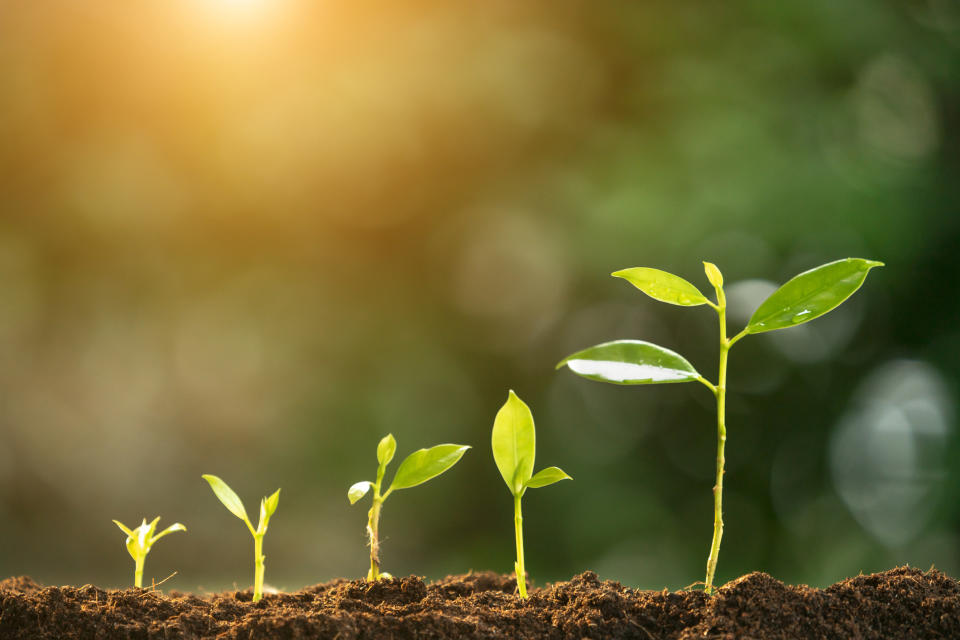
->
[263,489,281,519]
[747,258,884,334]
[377,434,396,466]
[113,520,134,537]
[703,262,723,288]
[525,466,572,489]
[612,267,708,306]
[348,481,373,504]
[557,340,700,385]
[389,444,470,491]
[151,523,186,543]
[145,516,161,540]
[202,474,250,523]
[491,390,536,495]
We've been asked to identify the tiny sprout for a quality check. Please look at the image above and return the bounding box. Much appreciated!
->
[202,474,280,602]
[348,434,469,580]
[112,517,186,588]
[558,258,882,593]
[491,390,571,598]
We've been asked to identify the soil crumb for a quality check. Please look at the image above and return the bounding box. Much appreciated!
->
[2,567,958,639]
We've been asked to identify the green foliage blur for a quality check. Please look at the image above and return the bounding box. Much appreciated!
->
[0,0,958,591]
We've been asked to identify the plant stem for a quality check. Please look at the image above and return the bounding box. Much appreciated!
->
[367,494,384,581]
[134,556,144,589]
[253,535,265,601]
[704,284,729,594]
[513,494,527,598]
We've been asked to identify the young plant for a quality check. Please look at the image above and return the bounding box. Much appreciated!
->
[348,434,469,581]
[112,517,186,588]
[558,258,882,593]
[202,474,280,602]
[491,390,572,598]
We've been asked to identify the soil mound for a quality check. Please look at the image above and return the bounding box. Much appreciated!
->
[1,567,957,639]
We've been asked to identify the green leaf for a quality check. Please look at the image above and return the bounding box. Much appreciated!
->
[703,262,723,288]
[389,444,470,490]
[145,516,160,540]
[557,340,700,385]
[113,520,134,537]
[202,474,250,523]
[747,258,884,334]
[377,434,396,466]
[612,267,708,306]
[491,390,536,495]
[151,522,186,543]
[525,466,572,489]
[263,489,281,519]
[348,481,372,504]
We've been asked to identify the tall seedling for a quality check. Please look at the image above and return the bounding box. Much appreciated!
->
[558,258,882,592]
[491,390,571,598]
[202,474,280,602]
[348,434,469,580]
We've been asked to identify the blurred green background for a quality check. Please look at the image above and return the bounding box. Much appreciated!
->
[1,0,958,593]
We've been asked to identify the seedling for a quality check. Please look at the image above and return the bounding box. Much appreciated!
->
[348,434,469,580]
[202,474,280,602]
[491,390,571,598]
[558,258,882,593]
[112,517,186,588]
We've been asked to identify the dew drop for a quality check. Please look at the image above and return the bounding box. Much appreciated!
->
[791,309,812,324]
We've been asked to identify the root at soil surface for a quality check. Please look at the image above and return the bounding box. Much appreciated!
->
[1,566,958,639]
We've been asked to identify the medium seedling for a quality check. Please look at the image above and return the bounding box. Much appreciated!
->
[491,390,571,598]
[113,517,186,588]
[558,258,882,593]
[348,434,469,580]
[202,474,280,602]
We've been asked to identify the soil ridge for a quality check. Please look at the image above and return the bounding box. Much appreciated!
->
[1,566,957,639]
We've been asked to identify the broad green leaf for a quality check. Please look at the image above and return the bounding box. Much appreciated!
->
[348,481,372,504]
[526,466,572,489]
[389,444,470,490]
[557,340,700,385]
[612,267,708,306]
[377,434,396,466]
[113,520,134,536]
[703,262,723,288]
[747,258,884,334]
[202,474,250,523]
[491,390,536,495]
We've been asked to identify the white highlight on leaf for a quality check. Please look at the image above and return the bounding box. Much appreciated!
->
[566,359,692,383]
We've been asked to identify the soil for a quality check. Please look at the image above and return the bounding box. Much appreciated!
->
[1,566,958,639]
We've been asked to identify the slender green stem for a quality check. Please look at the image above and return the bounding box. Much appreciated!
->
[134,555,144,589]
[704,285,730,594]
[513,494,527,598]
[253,534,265,601]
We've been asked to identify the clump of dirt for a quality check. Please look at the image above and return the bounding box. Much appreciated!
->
[1,567,957,639]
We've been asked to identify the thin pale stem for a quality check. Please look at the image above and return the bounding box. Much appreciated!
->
[367,495,384,581]
[704,286,729,594]
[134,556,145,589]
[253,535,265,601]
[513,494,527,598]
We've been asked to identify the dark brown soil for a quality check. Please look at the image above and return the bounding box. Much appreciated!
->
[2,566,958,639]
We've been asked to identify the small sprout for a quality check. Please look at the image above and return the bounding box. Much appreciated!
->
[348,433,469,580]
[559,258,882,593]
[491,390,571,598]
[202,474,280,602]
[113,517,186,588]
